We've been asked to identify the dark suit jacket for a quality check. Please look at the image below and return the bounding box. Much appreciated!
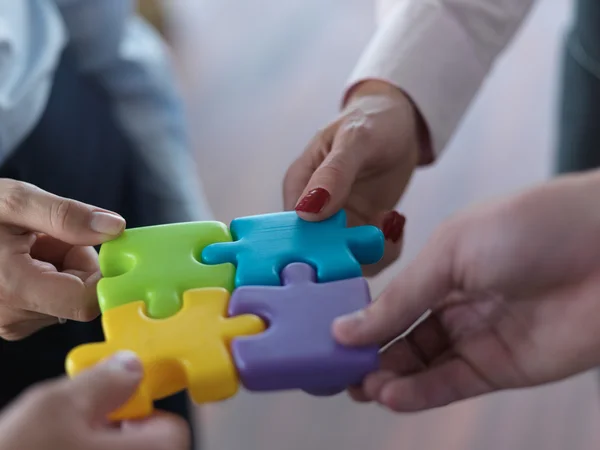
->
[557,0,600,173]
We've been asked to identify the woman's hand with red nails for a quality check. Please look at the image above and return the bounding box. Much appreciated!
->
[283,80,429,276]
[333,171,600,412]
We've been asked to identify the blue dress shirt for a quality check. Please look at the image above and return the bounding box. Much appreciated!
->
[0,0,210,221]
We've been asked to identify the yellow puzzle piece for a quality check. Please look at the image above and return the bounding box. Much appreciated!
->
[65,288,265,420]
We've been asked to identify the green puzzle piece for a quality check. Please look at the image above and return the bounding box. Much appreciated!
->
[98,221,235,319]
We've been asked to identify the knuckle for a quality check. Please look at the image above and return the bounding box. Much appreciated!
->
[321,159,351,185]
[48,198,74,232]
[77,306,100,322]
[340,111,372,143]
[0,181,31,217]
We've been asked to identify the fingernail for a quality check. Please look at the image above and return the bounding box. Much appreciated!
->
[382,211,406,243]
[104,350,142,374]
[90,211,125,235]
[334,310,365,329]
[295,188,330,213]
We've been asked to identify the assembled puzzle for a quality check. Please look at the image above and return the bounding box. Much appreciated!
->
[65,210,384,420]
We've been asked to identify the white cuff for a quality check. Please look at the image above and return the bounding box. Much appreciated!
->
[346,1,490,159]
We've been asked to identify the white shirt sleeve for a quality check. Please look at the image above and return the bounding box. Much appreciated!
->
[0,1,66,161]
[346,0,537,160]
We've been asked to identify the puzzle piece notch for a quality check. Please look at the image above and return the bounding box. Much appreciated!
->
[66,288,265,421]
[201,210,384,287]
[228,262,379,394]
[98,221,236,319]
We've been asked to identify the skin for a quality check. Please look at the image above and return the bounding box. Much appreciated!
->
[0,181,189,447]
[0,178,125,340]
[285,78,600,410]
[283,80,428,275]
[332,170,600,411]
[0,352,190,450]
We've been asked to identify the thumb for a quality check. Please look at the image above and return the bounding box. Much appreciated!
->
[333,228,457,346]
[294,142,362,222]
[67,351,143,421]
[0,180,125,245]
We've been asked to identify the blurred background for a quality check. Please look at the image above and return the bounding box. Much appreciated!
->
[141,0,600,449]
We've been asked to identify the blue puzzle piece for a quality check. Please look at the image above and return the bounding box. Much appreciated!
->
[201,210,384,286]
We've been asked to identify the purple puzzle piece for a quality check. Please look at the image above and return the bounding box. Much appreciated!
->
[228,262,379,394]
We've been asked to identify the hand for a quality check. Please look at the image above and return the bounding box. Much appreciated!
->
[0,179,125,340]
[333,171,600,411]
[0,351,190,450]
[283,80,430,275]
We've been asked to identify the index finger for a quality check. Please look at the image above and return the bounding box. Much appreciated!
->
[0,179,124,246]
[282,129,328,212]
[283,152,316,211]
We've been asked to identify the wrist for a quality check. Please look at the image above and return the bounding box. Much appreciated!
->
[344,79,434,165]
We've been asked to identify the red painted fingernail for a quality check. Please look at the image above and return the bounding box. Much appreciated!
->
[295,188,331,213]
[382,211,405,243]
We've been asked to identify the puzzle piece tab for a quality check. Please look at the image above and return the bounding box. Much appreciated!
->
[228,263,379,394]
[201,210,384,287]
[98,222,235,318]
[65,288,265,420]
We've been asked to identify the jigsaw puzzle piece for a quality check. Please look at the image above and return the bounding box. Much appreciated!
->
[66,343,155,418]
[343,225,388,265]
[66,289,265,420]
[98,221,235,318]
[202,210,384,287]
[228,263,379,393]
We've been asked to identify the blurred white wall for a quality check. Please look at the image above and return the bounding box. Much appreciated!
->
[162,0,600,448]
